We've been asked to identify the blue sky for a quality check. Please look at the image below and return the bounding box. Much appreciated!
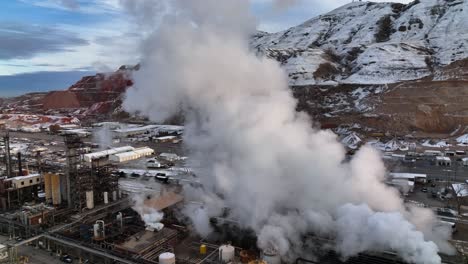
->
[0,0,411,97]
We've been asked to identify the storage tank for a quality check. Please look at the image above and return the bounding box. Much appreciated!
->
[103,192,109,204]
[262,248,281,264]
[116,212,123,230]
[93,220,105,241]
[219,244,235,263]
[93,223,100,238]
[44,173,52,202]
[86,191,94,209]
[159,252,176,264]
[51,174,61,205]
[200,244,207,255]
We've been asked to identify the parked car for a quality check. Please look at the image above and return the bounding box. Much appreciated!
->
[436,208,458,218]
[60,254,73,263]
[421,187,428,192]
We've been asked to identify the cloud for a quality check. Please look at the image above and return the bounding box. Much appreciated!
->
[0,22,88,60]
[19,0,121,14]
[2,0,415,76]
[60,0,79,10]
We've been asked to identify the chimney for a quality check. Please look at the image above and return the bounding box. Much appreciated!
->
[17,152,23,176]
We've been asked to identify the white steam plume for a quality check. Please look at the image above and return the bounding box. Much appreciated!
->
[132,193,164,227]
[272,0,300,11]
[94,124,114,150]
[122,0,453,263]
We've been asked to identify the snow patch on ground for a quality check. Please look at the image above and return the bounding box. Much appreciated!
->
[421,139,451,148]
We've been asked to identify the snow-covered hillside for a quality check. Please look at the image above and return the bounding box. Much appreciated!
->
[252,0,468,85]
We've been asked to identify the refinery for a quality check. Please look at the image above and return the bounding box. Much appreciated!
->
[0,121,465,264]
[3,0,468,264]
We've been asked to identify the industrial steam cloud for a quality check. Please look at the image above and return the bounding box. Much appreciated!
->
[122,0,454,263]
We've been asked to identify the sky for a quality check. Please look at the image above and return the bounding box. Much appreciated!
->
[0,0,412,97]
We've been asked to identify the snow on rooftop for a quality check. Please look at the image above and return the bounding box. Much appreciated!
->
[114,124,184,134]
[114,125,159,133]
[422,140,451,148]
[389,172,427,179]
[111,147,154,160]
[84,146,135,162]
[452,183,468,197]
[119,168,177,177]
[9,174,41,181]
[457,134,468,144]
[155,136,178,140]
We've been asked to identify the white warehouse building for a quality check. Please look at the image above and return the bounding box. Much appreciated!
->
[109,147,154,163]
[83,146,135,163]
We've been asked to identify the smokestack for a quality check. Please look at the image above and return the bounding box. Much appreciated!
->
[3,132,12,178]
[17,152,23,176]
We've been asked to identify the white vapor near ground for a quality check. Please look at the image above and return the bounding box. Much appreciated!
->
[122,0,453,263]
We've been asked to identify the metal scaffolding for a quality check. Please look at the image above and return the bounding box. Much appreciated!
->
[64,134,91,211]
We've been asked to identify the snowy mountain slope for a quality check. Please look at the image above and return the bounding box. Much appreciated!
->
[260,48,331,85]
[252,0,468,85]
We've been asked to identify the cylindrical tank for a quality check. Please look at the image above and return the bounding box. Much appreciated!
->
[112,191,117,201]
[159,252,176,264]
[44,173,52,202]
[93,223,100,238]
[117,212,123,229]
[51,174,61,205]
[86,191,94,209]
[94,220,105,241]
[103,192,109,204]
[219,245,235,263]
[200,244,207,255]
[262,249,281,264]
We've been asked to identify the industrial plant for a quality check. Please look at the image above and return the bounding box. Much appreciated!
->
[0,124,295,264]
[0,120,465,264]
[3,0,468,263]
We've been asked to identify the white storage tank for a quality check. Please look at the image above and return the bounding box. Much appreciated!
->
[86,191,94,209]
[219,244,235,262]
[94,220,105,241]
[262,248,281,264]
[159,252,176,264]
[103,192,109,204]
[93,223,100,238]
